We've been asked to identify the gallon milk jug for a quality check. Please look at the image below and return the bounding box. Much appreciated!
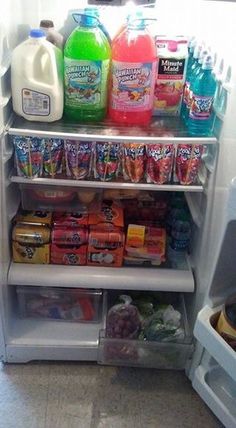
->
[11,29,63,122]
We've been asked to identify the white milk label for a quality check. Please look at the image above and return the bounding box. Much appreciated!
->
[22,89,50,116]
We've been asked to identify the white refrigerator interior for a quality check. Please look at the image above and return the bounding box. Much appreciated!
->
[1,1,236,427]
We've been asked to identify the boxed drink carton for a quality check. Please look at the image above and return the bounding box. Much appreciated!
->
[153,37,188,116]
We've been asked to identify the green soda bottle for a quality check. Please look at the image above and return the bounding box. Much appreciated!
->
[64,12,111,122]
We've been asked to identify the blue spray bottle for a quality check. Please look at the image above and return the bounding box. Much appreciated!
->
[187,55,216,136]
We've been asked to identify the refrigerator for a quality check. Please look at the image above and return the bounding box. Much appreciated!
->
[1,0,236,426]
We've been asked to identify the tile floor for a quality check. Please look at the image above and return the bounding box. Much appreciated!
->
[0,363,223,428]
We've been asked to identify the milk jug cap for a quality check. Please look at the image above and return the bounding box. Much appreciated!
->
[30,29,46,38]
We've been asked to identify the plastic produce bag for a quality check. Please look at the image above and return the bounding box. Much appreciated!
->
[106,295,141,339]
[140,304,184,342]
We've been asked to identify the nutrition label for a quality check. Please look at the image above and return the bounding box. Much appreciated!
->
[22,88,50,116]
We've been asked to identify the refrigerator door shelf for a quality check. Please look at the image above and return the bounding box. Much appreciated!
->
[194,304,236,383]
[8,258,195,292]
[8,114,217,145]
[193,359,236,428]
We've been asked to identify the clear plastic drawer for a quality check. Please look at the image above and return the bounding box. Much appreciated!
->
[17,285,103,323]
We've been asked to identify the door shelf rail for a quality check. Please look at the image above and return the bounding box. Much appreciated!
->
[194,305,236,383]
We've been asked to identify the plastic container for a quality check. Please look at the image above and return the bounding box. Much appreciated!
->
[64,12,111,122]
[17,286,103,323]
[40,20,64,49]
[11,29,63,122]
[216,294,236,350]
[187,55,216,136]
[19,184,100,212]
[109,17,156,125]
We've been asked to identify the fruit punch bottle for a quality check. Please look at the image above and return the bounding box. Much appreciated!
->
[64,12,111,122]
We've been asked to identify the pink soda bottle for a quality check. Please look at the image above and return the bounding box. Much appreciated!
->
[109,17,157,126]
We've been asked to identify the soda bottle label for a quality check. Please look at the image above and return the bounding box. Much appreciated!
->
[189,94,214,120]
[111,61,156,112]
[64,58,109,108]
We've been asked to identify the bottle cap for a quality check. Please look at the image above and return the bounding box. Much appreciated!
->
[84,7,99,18]
[202,54,214,70]
[168,40,178,52]
[193,45,202,59]
[189,36,197,52]
[40,20,54,28]
[213,58,224,81]
[29,29,46,38]
[198,49,208,65]
[81,13,98,27]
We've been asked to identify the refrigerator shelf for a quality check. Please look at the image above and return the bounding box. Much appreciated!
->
[194,305,236,383]
[8,258,195,292]
[8,115,217,145]
[10,175,204,192]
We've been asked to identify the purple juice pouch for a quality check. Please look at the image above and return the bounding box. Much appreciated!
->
[13,136,44,178]
[43,138,64,177]
[65,140,93,180]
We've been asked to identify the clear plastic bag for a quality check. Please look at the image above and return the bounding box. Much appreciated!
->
[106,295,141,339]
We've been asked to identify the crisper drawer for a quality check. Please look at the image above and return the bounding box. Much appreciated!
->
[98,331,193,369]
[98,292,193,369]
[16,285,103,323]
[19,183,101,212]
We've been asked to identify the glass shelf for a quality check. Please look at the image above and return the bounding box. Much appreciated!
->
[10,174,204,193]
[8,114,217,145]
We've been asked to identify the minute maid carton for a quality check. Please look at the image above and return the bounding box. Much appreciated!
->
[153,37,188,116]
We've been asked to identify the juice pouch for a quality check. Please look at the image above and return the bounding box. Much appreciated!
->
[123,143,145,183]
[154,37,188,116]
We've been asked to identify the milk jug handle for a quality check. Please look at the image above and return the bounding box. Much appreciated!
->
[32,44,58,87]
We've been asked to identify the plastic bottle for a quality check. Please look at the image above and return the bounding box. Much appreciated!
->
[40,20,63,49]
[83,7,111,43]
[170,211,191,252]
[64,13,111,122]
[109,17,156,125]
[113,9,143,42]
[213,64,230,137]
[187,55,216,136]
[11,29,63,122]
[181,44,202,121]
